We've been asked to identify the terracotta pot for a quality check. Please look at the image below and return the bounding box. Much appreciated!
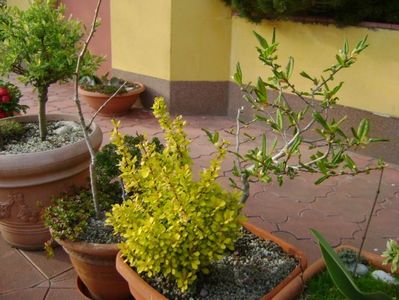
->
[273,244,399,299]
[79,83,145,116]
[115,222,308,300]
[58,238,131,300]
[0,114,102,250]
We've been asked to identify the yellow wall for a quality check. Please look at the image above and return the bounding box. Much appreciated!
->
[110,0,172,80]
[230,17,399,118]
[170,0,231,81]
[6,0,30,9]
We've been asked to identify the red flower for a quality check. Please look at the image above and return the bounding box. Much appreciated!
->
[0,109,7,119]
[1,95,11,103]
[0,87,8,96]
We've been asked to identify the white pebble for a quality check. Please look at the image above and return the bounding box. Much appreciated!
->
[371,270,399,285]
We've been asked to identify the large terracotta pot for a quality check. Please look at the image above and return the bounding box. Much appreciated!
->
[57,238,131,300]
[273,245,399,299]
[115,222,308,300]
[0,114,102,250]
[78,83,145,116]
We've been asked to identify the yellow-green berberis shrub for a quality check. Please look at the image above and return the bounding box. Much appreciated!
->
[107,97,243,292]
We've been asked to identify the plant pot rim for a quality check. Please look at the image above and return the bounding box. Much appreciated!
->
[78,82,145,98]
[273,244,399,300]
[55,237,120,257]
[115,222,308,300]
[0,113,103,180]
[0,113,99,157]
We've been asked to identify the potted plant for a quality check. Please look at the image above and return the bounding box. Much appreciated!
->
[78,74,145,116]
[227,30,390,299]
[0,80,28,118]
[274,170,399,299]
[44,3,165,298]
[274,235,399,299]
[44,134,163,300]
[0,0,102,249]
[106,97,307,299]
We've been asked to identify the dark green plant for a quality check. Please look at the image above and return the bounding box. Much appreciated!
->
[0,0,102,140]
[44,188,96,242]
[0,119,26,148]
[79,74,140,95]
[311,229,391,300]
[95,134,164,205]
[44,134,164,247]
[222,0,399,25]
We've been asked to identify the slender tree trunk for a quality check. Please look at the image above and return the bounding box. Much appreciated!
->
[38,86,49,141]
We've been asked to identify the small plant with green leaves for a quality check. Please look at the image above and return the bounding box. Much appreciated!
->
[79,74,141,95]
[382,239,399,273]
[44,134,163,245]
[311,229,394,300]
[0,0,101,140]
[0,119,26,149]
[106,97,243,292]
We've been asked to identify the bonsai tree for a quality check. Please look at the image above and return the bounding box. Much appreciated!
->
[0,0,101,140]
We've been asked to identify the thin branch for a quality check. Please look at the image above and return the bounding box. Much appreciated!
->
[354,167,384,275]
[86,81,127,130]
[235,107,250,204]
[73,0,103,218]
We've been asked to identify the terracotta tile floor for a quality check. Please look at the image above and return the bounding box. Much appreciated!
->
[1,80,399,299]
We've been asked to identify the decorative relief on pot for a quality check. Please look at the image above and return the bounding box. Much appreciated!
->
[10,193,39,223]
[0,197,14,219]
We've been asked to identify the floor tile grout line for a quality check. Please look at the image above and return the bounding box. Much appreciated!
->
[42,286,50,300]
[17,250,50,280]
[48,266,74,281]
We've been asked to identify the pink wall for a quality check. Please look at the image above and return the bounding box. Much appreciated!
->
[61,0,112,75]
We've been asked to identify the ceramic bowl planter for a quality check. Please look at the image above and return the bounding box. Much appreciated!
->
[57,238,131,300]
[78,83,145,117]
[273,245,399,299]
[0,114,102,250]
[115,222,307,300]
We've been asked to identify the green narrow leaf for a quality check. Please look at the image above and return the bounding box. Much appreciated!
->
[336,54,344,66]
[285,56,294,79]
[344,154,357,171]
[256,77,268,104]
[271,28,276,44]
[313,112,329,130]
[343,40,349,55]
[357,119,370,140]
[276,109,283,131]
[253,31,268,49]
[300,71,313,81]
[315,175,330,185]
[261,134,267,156]
[311,229,391,300]
[233,62,243,85]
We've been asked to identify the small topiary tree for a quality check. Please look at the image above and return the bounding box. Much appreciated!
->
[107,97,243,292]
[0,0,101,140]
